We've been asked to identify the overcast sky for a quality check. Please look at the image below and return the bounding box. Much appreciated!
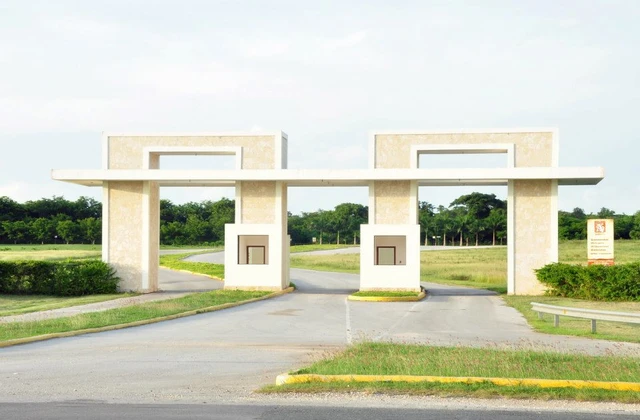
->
[1,0,638,215]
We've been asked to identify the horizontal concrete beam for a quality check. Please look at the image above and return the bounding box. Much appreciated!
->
[52,167,604,187]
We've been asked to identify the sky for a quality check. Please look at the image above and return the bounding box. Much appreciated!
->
[0,0,638,215]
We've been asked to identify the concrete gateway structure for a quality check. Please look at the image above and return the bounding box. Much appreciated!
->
[53,129,604,295]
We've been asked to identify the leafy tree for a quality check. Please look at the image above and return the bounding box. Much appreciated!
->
[207,198,235,242]
[597,207,615,218]
[78,217,101,245]
[2,220,29,244]
[183,215,208,244]
[571,207,586,219]
[74,196,101,219]
[288,214,313,244]
[30,218,56,244]
[56,220,80,244]
[332,203,367,244]
[450,192,505,220]
[630,211,640,240]
[0,196,24,221]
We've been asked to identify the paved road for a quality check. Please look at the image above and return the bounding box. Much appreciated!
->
[2,402,638,420]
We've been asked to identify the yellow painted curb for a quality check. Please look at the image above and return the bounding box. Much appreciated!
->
[348,290,426,302]
[158,265,223,281]
[0,287,295,348]
[275,373,640,392]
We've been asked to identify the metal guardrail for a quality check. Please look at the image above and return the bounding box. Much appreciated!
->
[531,302,640,333]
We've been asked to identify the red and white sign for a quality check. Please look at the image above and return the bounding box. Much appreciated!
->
[587,219,614,265]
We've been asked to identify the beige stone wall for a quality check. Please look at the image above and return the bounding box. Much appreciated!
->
[107,135,276,169]
[107,181,144,291]
[374,132,554,169]
[374,181,411,224]
[513,180,554,295]
[240,181,276,224]
[373,131,557,295]
[104,134,282,291]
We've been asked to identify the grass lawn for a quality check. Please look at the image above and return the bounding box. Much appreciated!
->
[263,342,640,402]
[503,296,640,343]
[0,244,101,261]
[159,252,225,279]
[0,293,137,317]
[290,244,358,253]
[0,289,270,343]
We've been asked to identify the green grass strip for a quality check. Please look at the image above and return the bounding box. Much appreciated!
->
[264,342,640,402]
[159,253,225,279]
[0,289,269,343]
[503,296,640,344]
[295,342,640,382]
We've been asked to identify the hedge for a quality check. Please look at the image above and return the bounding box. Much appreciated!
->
[535,262,640,301]
[0,260,119,296]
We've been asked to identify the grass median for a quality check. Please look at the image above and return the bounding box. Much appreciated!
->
[0,289,270,343]
[263,342,640,402]
[159,252,225,279]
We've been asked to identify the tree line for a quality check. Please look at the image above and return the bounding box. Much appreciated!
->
[1,194,639,246]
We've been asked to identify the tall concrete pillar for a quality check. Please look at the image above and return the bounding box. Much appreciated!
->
[103,180,159,292]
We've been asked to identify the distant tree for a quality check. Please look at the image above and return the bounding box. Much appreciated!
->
[2,220,29,244]
[597,207,615,218]
[56,220,80,244]
[571,207,586,219]
[207,198,235,242]
[331,203,367,245]
[450,192,505,220]
[630,211,640,240]
[30,218,56,244]
[614,214,634,239]
[288,214,313,244]
[0,196,24,221]
[486,208,506,246]
[74,196,101,219]
[78,217,101,245]
[419,201,435,246]
[467,218,485,246]
[183,215,208,244]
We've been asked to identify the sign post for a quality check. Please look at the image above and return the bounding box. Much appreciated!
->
[587,219,614,266]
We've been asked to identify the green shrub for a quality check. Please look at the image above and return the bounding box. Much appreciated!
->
[536,262,640,301]
[0,260,119,296]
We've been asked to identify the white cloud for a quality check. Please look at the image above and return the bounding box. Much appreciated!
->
[242,39,290,58]
[319,30,367,51]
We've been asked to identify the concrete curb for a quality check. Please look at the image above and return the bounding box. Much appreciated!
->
[347,290,426,302]
[158,265,223,281]
[0,287,295,348]
[275,373,640,392]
